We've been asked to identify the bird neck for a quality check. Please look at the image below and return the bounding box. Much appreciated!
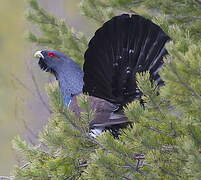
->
[54,59,84,107]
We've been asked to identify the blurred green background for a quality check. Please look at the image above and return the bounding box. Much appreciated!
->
[0,0,93,175]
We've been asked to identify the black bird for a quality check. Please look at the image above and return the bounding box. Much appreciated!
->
[34,14,171,137]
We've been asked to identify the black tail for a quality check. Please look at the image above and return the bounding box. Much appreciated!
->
[83,14,171,106]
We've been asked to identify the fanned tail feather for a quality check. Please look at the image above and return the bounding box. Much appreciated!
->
[83,14,171,106]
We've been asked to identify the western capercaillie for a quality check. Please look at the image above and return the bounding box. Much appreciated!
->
[34,14,171,137]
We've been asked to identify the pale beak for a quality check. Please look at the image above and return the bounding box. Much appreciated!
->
[34,51,44,59]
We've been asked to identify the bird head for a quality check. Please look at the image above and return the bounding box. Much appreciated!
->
[34,50,67,74]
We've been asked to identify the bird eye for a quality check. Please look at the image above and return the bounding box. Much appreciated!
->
[47,52,56,57]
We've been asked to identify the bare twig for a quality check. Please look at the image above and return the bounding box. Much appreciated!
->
[169,61,201,100]
[26,63,52,114]
[145,126,175,137]
[11,71,52,114]
[11,73,36,97]
[20,163,30,169]
[116,165,132,169]
[13,96,37,144]
[21,117,38,140]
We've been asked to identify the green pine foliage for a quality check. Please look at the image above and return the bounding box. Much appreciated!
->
[13,83,98,179]
[27,0,88,66]
[13,0,201,179]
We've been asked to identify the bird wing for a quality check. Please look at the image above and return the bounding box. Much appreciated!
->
[69,95,129,128]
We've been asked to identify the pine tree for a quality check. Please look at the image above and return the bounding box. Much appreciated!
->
[12,0,201,179]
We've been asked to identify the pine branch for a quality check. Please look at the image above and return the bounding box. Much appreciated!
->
[173,15,201,20]
[13,0,201,179]
[168,55,201,100]
[27,0,87,65]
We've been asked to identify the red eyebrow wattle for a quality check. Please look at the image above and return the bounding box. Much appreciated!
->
[47,52,56,57]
